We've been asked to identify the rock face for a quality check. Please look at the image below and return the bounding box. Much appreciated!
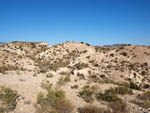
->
[0,41,150,113]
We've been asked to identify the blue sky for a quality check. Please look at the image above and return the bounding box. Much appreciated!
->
[0,0,149,45]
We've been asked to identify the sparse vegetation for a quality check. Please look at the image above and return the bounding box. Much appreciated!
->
[74,62,89,70]
[96,86,132,103]
[77,72,85,80]
[50,59,70,71]
[108,86,132,95]
[96,91,120,102]
[46,72,53,78]
[36,88,74,113]
[57,74,71,87]
[96,88,121,102]
[33,72,37,77]
[79,85,95,103]
[129,82,141,90]
[110,100,129,113]
[0,86,19,112]
[1,41,150,113]
[71,85,78,89]
[131,99,150,109]
[120,52,128,56]
[60,71,70,76]
[138,91,150,100]
[99,80,130,88]
[41,80,53,90]
[88,75,100,83]
[132,91,150,109]
[0,65,18,74]
[78,105,106,113]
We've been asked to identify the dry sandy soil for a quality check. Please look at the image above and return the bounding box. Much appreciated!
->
[0,41,150,113]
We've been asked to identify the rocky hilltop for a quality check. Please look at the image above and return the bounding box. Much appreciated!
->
[0,41,150,113]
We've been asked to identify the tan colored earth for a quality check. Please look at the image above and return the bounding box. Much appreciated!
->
[0,41,150,113]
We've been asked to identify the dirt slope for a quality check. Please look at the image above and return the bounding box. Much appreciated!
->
[0,41,150,113]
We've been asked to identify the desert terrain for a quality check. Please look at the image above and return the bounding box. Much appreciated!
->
[0,41,150,113]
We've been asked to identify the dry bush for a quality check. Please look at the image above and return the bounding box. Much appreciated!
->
[57,74,71,87]
[132,91,150,109]
[138,91,150,100]
[110,100,130,113]
[53,98,74,113]
[41,80,53,90]
[120,52,128,56]
[46,72,54,78]
[88,75,100,83]
[78,105,106,113]
[77,73,85,80]
[74,62,88,70]
[0,65,18,74]
[71,85,78,89]
[131,99,150,109]
[60,71,70,76]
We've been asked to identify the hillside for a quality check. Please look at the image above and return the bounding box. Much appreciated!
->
[0,41,150,113]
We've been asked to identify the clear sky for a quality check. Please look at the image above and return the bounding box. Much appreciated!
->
[0,0,149,45]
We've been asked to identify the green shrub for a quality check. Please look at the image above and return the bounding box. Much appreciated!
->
[109,86,132,95]
[0,86,19,112]
[96,92,120,102]
[36,88,74,113]
[96,89,120,102]
[96,86,132,103]
[54,90,65,99]
[129,82,140,90]
[79,85,95,103]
